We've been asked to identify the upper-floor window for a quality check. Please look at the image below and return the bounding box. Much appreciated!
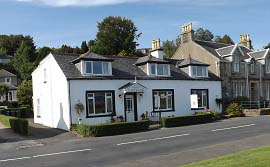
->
[233,54,239,72]
[149,63,170,76]
[43,69,47,83]
[191,66,208,78]
[5,77,11,84]
[266,57,270,73]
[84,61,111,75]
[250,62,255,74]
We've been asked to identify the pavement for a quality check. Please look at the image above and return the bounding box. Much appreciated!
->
[0,116,270,167]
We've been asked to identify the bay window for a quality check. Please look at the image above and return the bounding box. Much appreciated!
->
[84,61,111,75]
[153,89,174,111]
[86,91,115,117]
[191,89,209,109]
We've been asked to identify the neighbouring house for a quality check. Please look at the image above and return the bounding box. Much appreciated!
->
[0,69,18,102]
[0,55,12,63]
[136,48,151,55]
[32,39,222,131]
[173,23,270,101]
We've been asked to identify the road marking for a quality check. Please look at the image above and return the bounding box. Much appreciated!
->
[117,134,190,146]
[0,148,92,163]
[211,124,255,132]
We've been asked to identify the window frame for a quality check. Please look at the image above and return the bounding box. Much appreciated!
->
[152,89,175,112]
[85,90,115,118]
[266,57,270,73]
[149,63,170,76]
[191,66,208,78]
[250,61,255,74]
[5,77,11,84]
[190,89,209,110]
[233,54,240,73]
[84,61,111,75]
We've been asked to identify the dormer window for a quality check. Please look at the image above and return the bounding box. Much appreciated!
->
[84,61,111,75]
[191,66,208,78]
[233,54,239,72]
[149,63,170,76]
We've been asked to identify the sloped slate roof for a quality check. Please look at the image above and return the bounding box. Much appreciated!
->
[239,45,253,58]
[0,69,16,77]
[194,40,232,58]
[51,53,220,81]
[135,55,170,65]
[71,51,114,63]
[216,45,235,56]
[248,49,268,59]
[178,57,209,67]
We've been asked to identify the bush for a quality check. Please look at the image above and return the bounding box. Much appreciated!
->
[162,113,215,128]
[0,115,29,135]
[225,103,245,117]
[74,120,150,137]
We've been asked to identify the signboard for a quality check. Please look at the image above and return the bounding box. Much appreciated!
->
[190,94,198,109]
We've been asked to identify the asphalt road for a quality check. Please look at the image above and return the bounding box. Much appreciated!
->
[1,116,270,167]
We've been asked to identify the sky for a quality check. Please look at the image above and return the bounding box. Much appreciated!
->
[0,0,269,49]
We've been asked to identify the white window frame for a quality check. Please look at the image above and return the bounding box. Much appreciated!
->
[84,61,112,75]
[149,63,170,76]
[233,54,239,72]
[87,92,114,116]
[5,77,11,84]
[191,66,208,78]
[191,89,208,109]
[153,90,174,111]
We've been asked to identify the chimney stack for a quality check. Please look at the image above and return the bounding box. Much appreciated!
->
[181,23,194,43]
[150,39,164,59]
[239,34,252,49]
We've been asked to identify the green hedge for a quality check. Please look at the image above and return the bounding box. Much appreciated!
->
[0,115,29,135]
[162,113,214,128]
[75,120,150,137]
[0,107,32,118]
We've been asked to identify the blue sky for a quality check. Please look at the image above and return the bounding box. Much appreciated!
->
[1,0,269,49]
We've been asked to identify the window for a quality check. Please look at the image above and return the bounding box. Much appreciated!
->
[250,62,255,74]
[5,77,11,84]
[8,92,12,101]
[37,99,41,117]
[232,82,243,97]
[191,89,208,109]
[153,90,174,111]
[84,61,111,75]
[43,69,47,83]
[267,83,270,100]
[86,91,115,117]
[191,66,208,77]
[233,54,239,72]
[266,57,270,73]
[149,63,170,76]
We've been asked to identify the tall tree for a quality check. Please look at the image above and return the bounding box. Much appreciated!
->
[194,28,214,41]
[215,34,234,44]
[17,80,32,106]
[163,40,177,58]
[35,47,52,66]
[13,41,36,80]
[264,43,270,49]
[53,45,82,54]
[0,84,9,101]
[0,47,7,56]
[91,16,141,55]
[81,41,89,53]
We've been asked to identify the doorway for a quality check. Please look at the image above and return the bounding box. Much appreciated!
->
[124,93,138,122]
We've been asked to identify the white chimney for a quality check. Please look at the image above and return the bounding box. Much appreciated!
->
[150,39,164,59]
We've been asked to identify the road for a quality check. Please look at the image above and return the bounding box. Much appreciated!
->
[1,116,270,167]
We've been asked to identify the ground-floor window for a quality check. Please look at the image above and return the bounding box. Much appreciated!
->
[191,89,209,109]
[232,82,243,97]
[153,89,174,112]
[86,91,115,117]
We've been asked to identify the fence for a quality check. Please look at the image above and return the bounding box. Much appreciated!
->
[240,101,270,109]
[143,111,161,127]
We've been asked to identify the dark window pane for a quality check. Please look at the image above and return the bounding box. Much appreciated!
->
[93,62,103,74]
[85,62,92,73]
[95,93,106,114]
[157,64,164,75]
[106,97,113,113]
[88,98,94,114]
[150,64,156,75]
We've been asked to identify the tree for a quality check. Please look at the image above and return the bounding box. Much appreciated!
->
[17,80,32,106]
[13,41,36,80]
[194,28,214,41]
[91,16,141,55]
[0,84,9,101]
[163,40,177,58]
[0,47,7,56]
[215,35,234,44]
[81,41,89,53]
[264,43,270,49]
[35,47,52,66]
[53,45,82,54]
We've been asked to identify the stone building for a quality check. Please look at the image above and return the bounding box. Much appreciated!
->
[173,23,270,101]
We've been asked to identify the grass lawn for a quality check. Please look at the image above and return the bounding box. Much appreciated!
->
[182,146,270,167]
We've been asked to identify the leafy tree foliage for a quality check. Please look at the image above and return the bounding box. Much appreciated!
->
[17,80,32,106]
[162,35,181,58]
[91,16,141,55]
[81,41,89,53]
[215,35,234,44]
[35,47,53,66]
[53,45,82,54]
[264,43,270,49]
[194,28,214,41]
[13,41,36,80]
[0,47,7,56]
[0,84,9,100]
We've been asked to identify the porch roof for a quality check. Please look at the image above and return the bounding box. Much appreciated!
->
[119,82,146,93]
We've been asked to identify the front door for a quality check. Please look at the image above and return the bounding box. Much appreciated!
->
[124,94,137,122]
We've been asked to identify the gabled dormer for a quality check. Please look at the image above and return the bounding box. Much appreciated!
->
[71,51,113,76]
[135,39,171,77]
[178,56,209,78]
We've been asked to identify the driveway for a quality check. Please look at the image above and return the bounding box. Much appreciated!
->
[0,116,270,167]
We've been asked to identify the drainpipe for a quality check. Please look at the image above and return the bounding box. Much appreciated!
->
[259,64,262,99]
[246,63,249,98]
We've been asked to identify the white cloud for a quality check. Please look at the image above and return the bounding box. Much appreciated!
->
[15,0,229,7]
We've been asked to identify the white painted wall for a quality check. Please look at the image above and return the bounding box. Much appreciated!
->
[69,79,222,126]
[32,53,71,131]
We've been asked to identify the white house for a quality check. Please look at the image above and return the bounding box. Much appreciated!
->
[32,39,222,131]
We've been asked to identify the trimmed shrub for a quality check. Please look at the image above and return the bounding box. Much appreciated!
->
[225,103,245,117]
[0,115,29,135]
[75,120,150,137]
[162,113,214,128]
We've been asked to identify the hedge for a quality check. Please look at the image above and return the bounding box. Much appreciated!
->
[162,113,214,128]
[0,115,29,135]
[74,120,150,137]
[0,107,32,118]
